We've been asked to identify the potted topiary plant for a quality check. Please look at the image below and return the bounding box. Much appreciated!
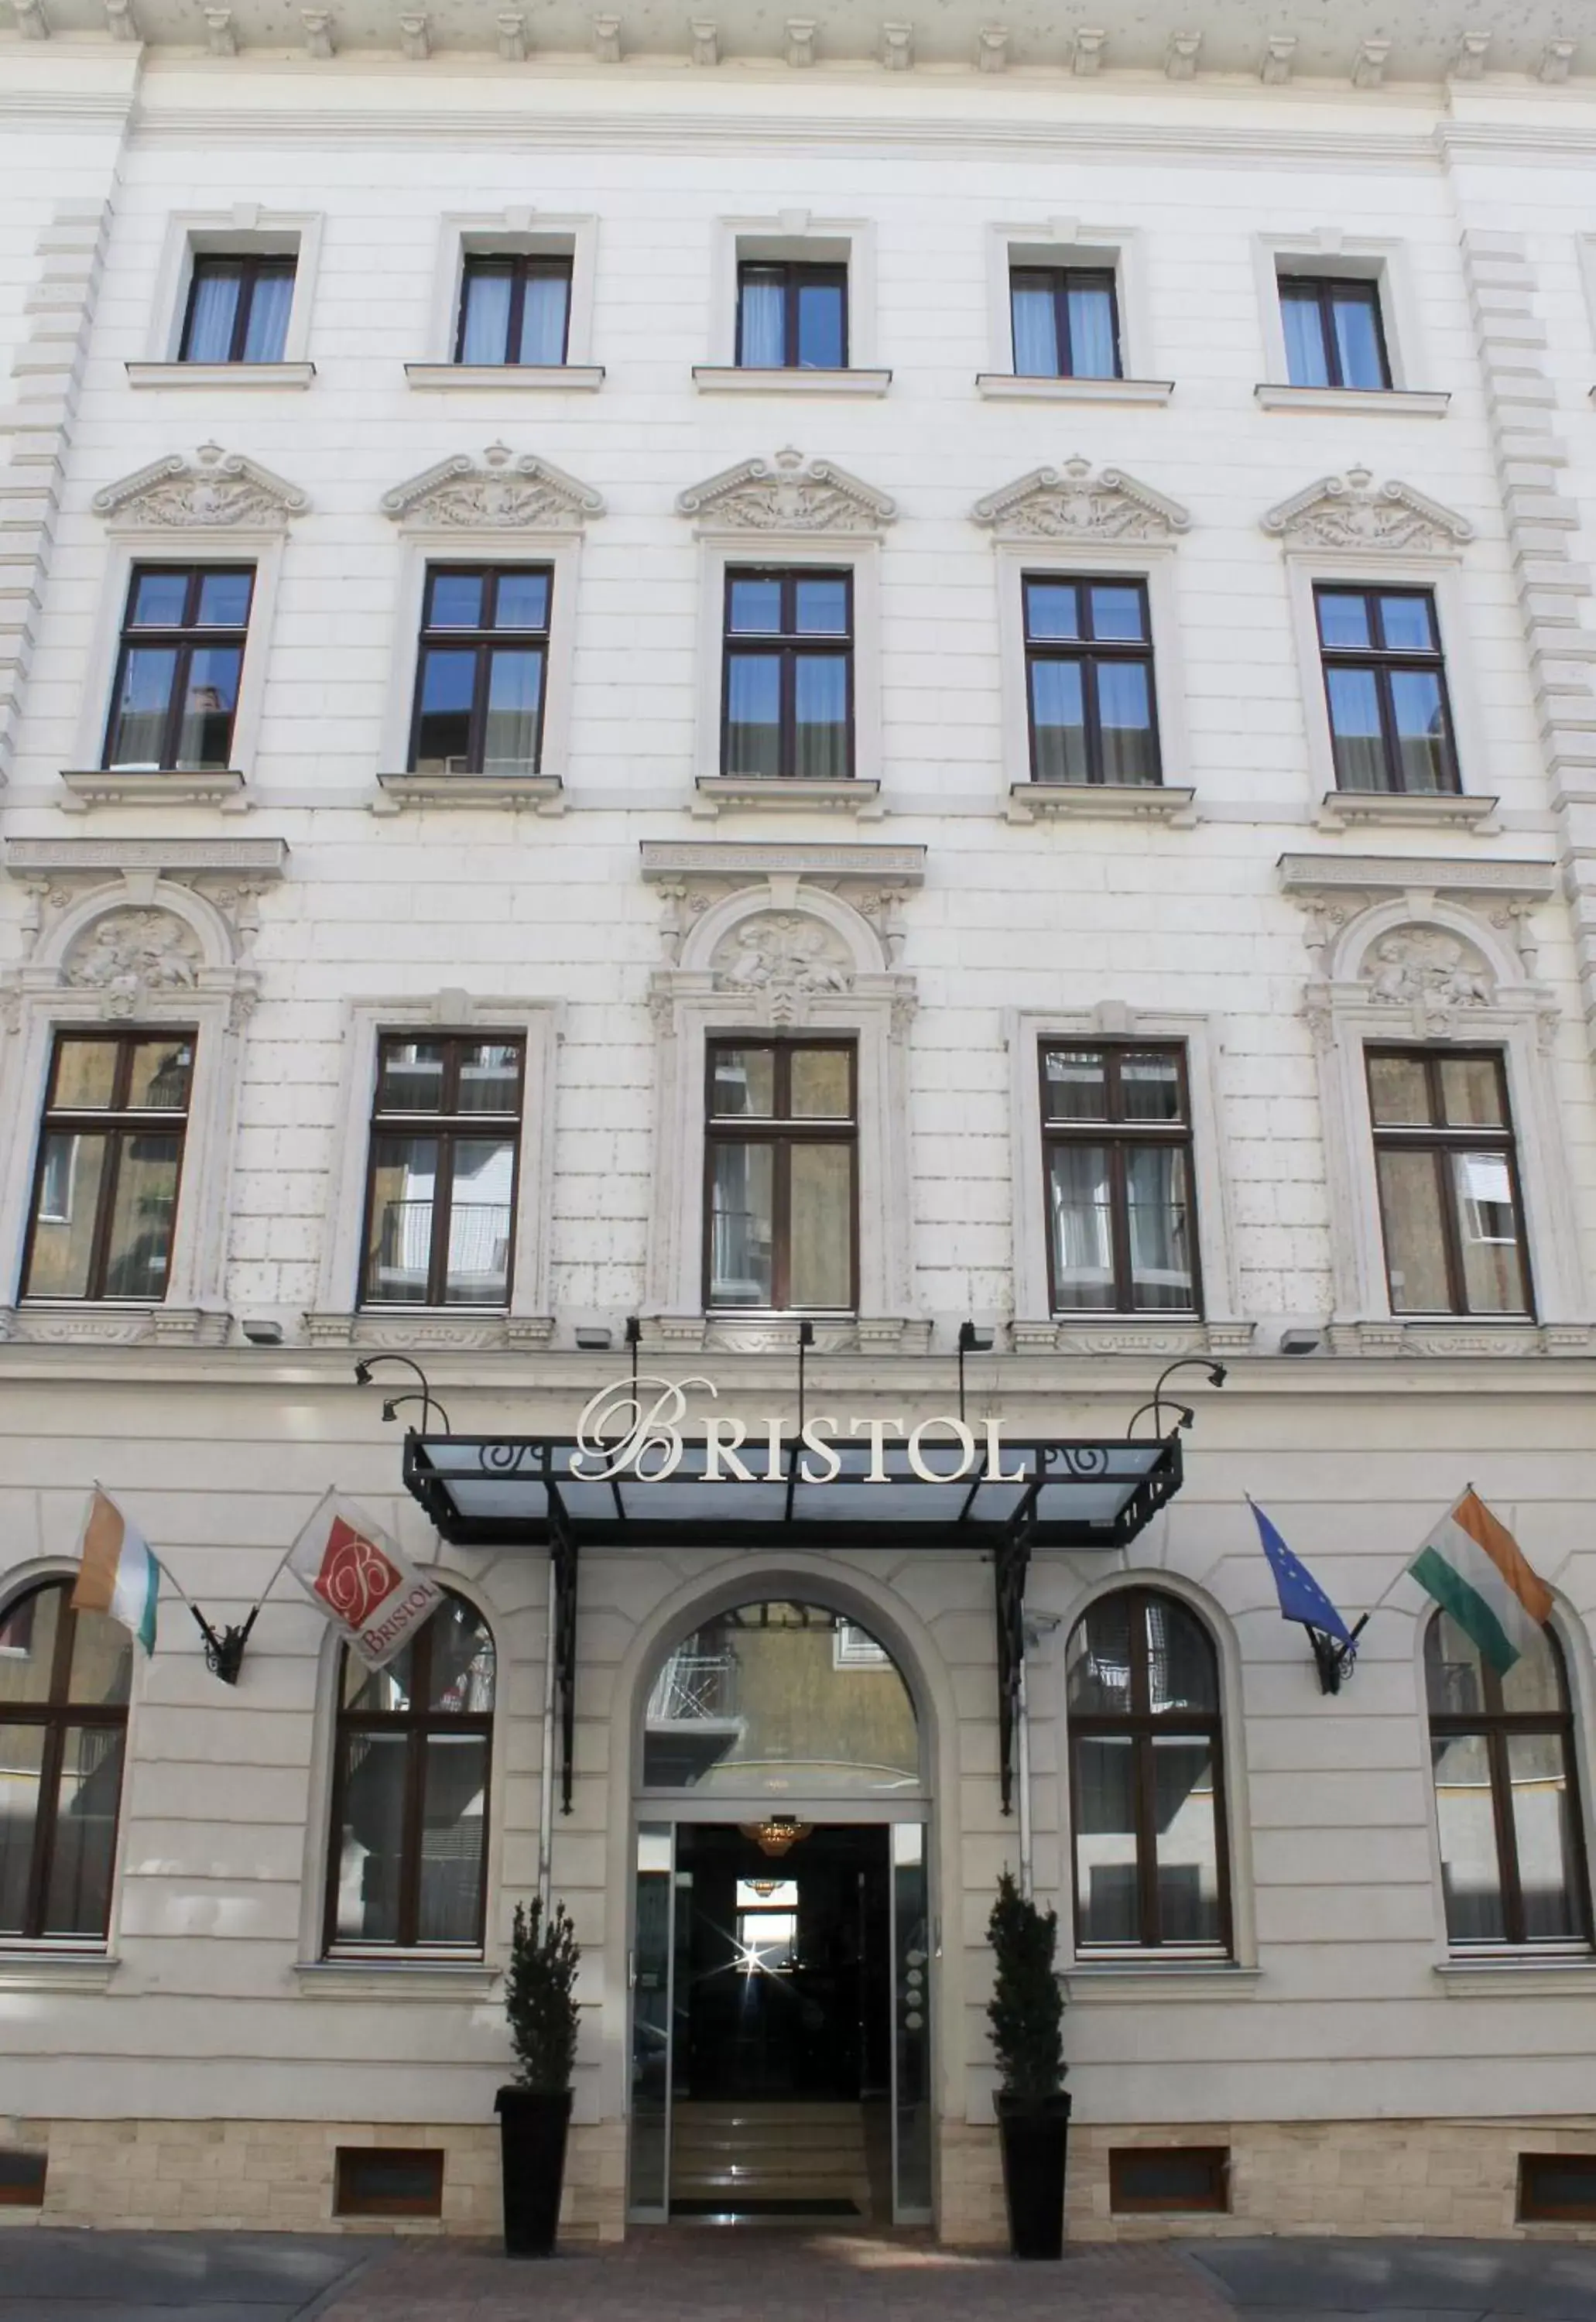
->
[496,1895,581,2258]
[987,1869,1069,2259]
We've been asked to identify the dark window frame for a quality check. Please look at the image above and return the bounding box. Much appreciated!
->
[1316,584,1460,796]
[1278,272,1392,389]
[735,259,849,369]
[177,251,296,365]
[1066,1587,1233,1957]
[1425,1612,1591,1951]
[20,1029,195,1307]
[1008,264,1122,379]
[1108,2146,1231,2216]
[1039,1040,1200,1315]
[454,252,574,367]
[1022,576,1161,787]
[1366,1046,1533,1318]
[1518,2153,1596,2223]
[102,563,254,772]
[334,2147,446,2219]
[406,565,553,778]
[703,1037,859,1314]
[0,1579,128,1946]
[322,1596,494,1957]
[359,1032,526,1310]
[721,567,855,782]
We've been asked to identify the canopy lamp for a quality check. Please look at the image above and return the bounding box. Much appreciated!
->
[1125,1358,1227,1439]
[353,1352,452,1434]
[957,1319,995,1422]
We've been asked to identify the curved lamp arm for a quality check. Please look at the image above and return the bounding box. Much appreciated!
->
[352,1353,453,1434]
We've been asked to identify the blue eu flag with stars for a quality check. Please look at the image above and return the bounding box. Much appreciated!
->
[1248,1500,1355,1649]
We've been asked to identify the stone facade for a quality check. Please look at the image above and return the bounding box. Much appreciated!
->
[3,3,1596,2250]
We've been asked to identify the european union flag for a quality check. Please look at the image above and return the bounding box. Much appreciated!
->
[1248,1500,1355,1649]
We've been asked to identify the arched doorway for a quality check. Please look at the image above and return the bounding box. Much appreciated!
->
[629,1598,933,2228]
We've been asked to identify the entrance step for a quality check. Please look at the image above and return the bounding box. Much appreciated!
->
[670,2101,872,2214]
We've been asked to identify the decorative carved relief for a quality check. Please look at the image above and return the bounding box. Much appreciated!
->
[93,442,310,532]
[676,447,896,534]
[1261,467,1473,554]
[63,909,204,1016]
[711,911,857,1015]
[1361,929,1495,1013]
[971,456,1190,542]
[381,442,604,531]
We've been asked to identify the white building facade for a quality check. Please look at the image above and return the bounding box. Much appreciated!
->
[2,0,1596,2246]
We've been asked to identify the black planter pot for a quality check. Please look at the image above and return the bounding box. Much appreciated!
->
[495,2084,573,2258]
[995,2090,1071,2259]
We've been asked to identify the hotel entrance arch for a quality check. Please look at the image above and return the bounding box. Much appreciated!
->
[628,1594,933,2228]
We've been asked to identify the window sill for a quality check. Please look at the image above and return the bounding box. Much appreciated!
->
[1255,383,1450,418]
[975,373,1174,406]
[295,1958,499,1998]
[1434,1955,1596,1997]
[2,1303,231,1348]
[1316,790,1498,835]
[302,1310,555,1351]
[692,365,892,398]
[0,1948,118,1992]
[693,774,882,820]
[125,361,315,391]
[372,770,564,816]
[1334,1317,1560,1358]
[60,768,250,812]
[403,361,604,393]
[1007,780,1196,827]
[1064,1962,1258,2002]
[1015,1316,1219,1359]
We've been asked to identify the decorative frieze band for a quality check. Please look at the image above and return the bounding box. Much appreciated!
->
[640,841,925,885]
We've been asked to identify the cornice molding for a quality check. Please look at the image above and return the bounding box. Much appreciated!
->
[972,455,1190,542]
[380,442,604,529]
[1277,851,1557,900]
[641,839,925,884]
[91,441,310,532]
[2,837,288,878]
[677,447,896,535]
[1262,465,1473,553]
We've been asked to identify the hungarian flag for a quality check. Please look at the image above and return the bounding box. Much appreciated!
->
[286,1489,442,1670]
[1409,1488,1552,1676]
[72,1488,160,1656]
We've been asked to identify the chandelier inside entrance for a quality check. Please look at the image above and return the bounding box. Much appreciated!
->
[738,1815,813,1858]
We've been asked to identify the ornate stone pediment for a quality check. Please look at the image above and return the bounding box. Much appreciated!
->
[711,910,857,1014]
[1262,467,1473,554]
[971,456,1190,542]
[676,447,896,535]
[63,909,204,1016]
[92,442,310,532]
[381,443,604,530]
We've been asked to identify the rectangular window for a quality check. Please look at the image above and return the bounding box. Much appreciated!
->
[705,1040,856,1312]
[361,1035,524,1308]
[22,1033,194,1304]
[1518,2154,1596,2224]
[723,568,853,781]
[0,2152,46,2210]
[455,253,572,366]
[1009,265,1121,379]
[102,565,253,772]
[1279,273,1391,389]
[334,2148,445,2219]
[1023,577,1159,787]
[1109,2147,1230,2215]
[1040,1043,1198,1313]
[409,567,551,777]
[735,261,848,369]
[1317,586,1457,795]
[1367,1050,1532,1317]
[179,252,296,364]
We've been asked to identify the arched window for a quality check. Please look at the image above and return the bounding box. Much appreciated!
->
[324,1591,495,1954]
[1065,1587,1231,1954]
[640,1599,921,1799]
[0,1578,131,1944]
[1424,1611,1591,1950]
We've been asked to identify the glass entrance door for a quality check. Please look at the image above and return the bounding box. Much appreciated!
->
[628,1817,932,2227]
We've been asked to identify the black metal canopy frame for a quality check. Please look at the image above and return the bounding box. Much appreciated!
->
[402,1426,1183,1817]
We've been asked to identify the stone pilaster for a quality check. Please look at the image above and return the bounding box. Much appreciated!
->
[1461,229,1596,1049]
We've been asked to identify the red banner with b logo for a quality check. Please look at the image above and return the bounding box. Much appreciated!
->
[288,1492,443,1669]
